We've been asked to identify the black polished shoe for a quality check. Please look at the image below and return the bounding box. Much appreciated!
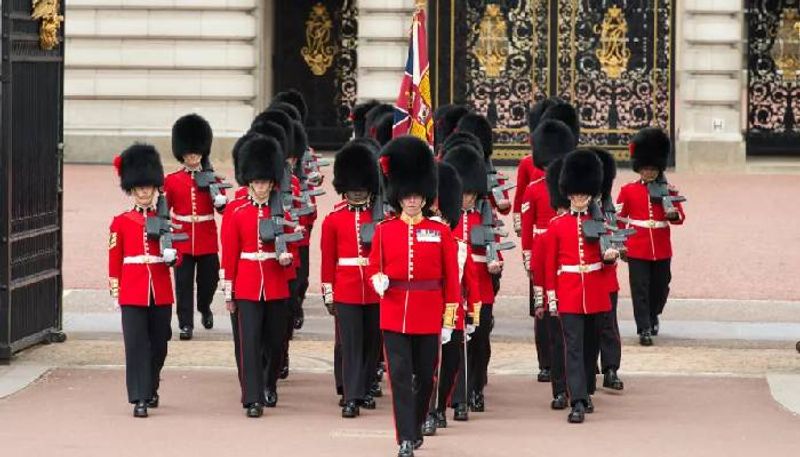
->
[342,401,360,418]
[133,401,148,418]
[413,437,423,450]
[453,403,469,421]
[551,393,568,410]
[398,441,414,457]
[265,390,278,408]
[652,315,660,336]
[279,364,289,380]
[179,326,193,341]
[470,391,485,412]
[603,369,624,390]
[293,308,304,330]
[537,368,551,383]
[146,394,159,408]
[586,397,595,414]
[434,410,447,428]
[246,403,263,418]
[567,402,586,423]
[369,381,383,398]
[422,414,437,436]
[338,396,346,407]
[639,330,654,346]
[377,362,386,382]
[201,312,214,330]
[359,395,376,410]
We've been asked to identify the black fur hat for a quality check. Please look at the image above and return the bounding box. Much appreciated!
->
[560,149,603,197]
[272,89,308,123]
[456,113,494,160]
[269,101,302,123]
[545,157,569,211]
[541,100,580,139]
[348,136,381,158]
[630,127,670,172]
[252,109,294,157]
[443,144,488,196]
[527,98,558,137]
[239,136,285,185]
[171,113,213,162]
[434,104,470,148]
[435,161,463,229]
[380,136,436,210]
[232,131,263,186]
[117,143,165,192]
[352,100,381,138]
[532,119,577,169]
[290,120,308,161]
[373,112,394,146]
[250,121,288,160]
[333,140,380,195]
[443,131,483,156]
[585,147,616,201]
[365,104,394,139]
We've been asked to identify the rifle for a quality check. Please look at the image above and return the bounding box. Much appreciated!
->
[194,170,233,203]
[486,161,515,205]
[302,148,330,186]
[259,191,304,257]
[293,158,325,217]
[647,174,686,215]
[145,194,188,263]
[582,199,635,260]
[469,198,515,264]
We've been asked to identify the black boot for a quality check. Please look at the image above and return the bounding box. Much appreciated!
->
[434,410,447,428]
[179,326,193,341]
[603,369,624,390]
[652,316,660,336]
[639,329,653,346]
[342,401,360,418]
[133,401,148,418]
[369,380,383,398]
[146,393,159,408]
[398,441,414,457]
[537,368,551,383]
[413,436,423,449]
[359,395,376,410]
[246,403,263,418]
[280,354,289,380]
[453,403,469,421]
[421,414,437,436]
[470,391,485,412]
[338,395,346,407]
[586,396,595,414]
[201,312,214,330]
[550,392,568,410]
[293,308,304,330]
[265,390,278,407]
[567,401,586,423]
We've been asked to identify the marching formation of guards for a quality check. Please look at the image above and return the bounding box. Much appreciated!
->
[108,90,685,456]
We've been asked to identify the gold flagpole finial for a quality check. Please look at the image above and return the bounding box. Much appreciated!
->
[415,0,427,11]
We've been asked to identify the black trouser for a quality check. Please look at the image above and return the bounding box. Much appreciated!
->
[336,303,381,402]
[121,304,172,404]
[296,246,310,315]
[468,304,493,394]
[533,281,551,370]
[560,313,600,406]
[334,314,344,395]
[278,279,298,376]
[236,299,289,405]
[436,329,464,412]
[383,331,439,444]
[628,258,672,334]
[547,312,567,398]
[175,253,219,330]
[598,292,622,373]
[230,309,242,386]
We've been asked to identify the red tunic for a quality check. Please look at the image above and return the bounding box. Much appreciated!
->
[519,177,556,257]
[452,209,497,305]
[108,208,175,307]
[543,212,613,315]
[220,199,291,302]
[512,155,545,214]
[320,204,380,305]
[163,169,224,256]
[366,215,460,335]
[616,180,685,261]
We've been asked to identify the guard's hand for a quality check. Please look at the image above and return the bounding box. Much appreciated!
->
[665,208,680,221]
[496,199,511,211]
[325,301,336,316]
[370,273,390,297]
[441,328,453,345]
[534,307,545,319]
[162,248,177,265]
[487,260,503,275]
[225,300,236,313]
[213,194,228,208]
[278,253,293,266]
[513,214,522,237]
[603,248,620,262]
[667,183,679,193]
[466,324,476,335]
[294,225,307,234]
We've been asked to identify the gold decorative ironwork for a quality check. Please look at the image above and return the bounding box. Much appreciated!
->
[771,9,800,81]
[301,3,336,76]
[32,0,64,51]
[474,4,509,78]
[415,0,427,11]
[594,6,630,80]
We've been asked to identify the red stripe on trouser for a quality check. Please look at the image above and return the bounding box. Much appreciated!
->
[381,335,400,445]
[236,308,246,404]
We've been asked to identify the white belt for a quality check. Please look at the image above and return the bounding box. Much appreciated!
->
[471,254,487,263]
[558,262,603,274]
[338,257,369,267]
[123,255,165,265]
[619,217,668,229]
[240,252,277,261]
[172,212,215,223]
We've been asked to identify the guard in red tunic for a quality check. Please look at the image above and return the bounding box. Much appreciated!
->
[164,114,227,340]
[108,144,175,418]
[520,119,576,383]
[221,136,294,418]
[617,128,685,346]
[352,100,381,138]
[366,137,460,457]
[455,113,512,216]
[321,140,382,418]
[433,104,469,157]
[543,149,619,423]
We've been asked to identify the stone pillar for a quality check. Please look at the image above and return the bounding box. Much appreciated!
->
[675,0,746,172]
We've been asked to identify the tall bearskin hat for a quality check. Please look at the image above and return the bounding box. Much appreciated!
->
[630,127,670,172]
[443,131,483,157]
[333,140,380,195]
[541,100,580,139]
[269,101,302,123]
[380,136,437,210]
[456,113,494,160]
[115,143,165,192]
[559,149,603,197]
[365,104,394,139]
[352,100,381,138]
[435,161,463,229]
[545,157,569,211]
[251,120,288,160]
[527,98,558,138]
[290,120,308,161]
[171,113,213,162]
[239,136,285,185]
[434,104,470,149]
[272,89,308,123]
[443,144,488,196]
[585,147,616,201]
[532,119,577,169]
[232,131,263,186]
[373,112,394,146]
[348,136,381,158]
[252,109,294,157]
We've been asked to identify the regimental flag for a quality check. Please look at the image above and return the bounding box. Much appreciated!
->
[392,4,434,147]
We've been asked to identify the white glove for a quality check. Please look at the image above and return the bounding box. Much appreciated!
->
[547,290,558,315]
[162,248,177,264]
[278,253,293,266]
[213,193,228,208]
[370,273,389,297]
[466,324,476,335]
[441,328,453,345]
